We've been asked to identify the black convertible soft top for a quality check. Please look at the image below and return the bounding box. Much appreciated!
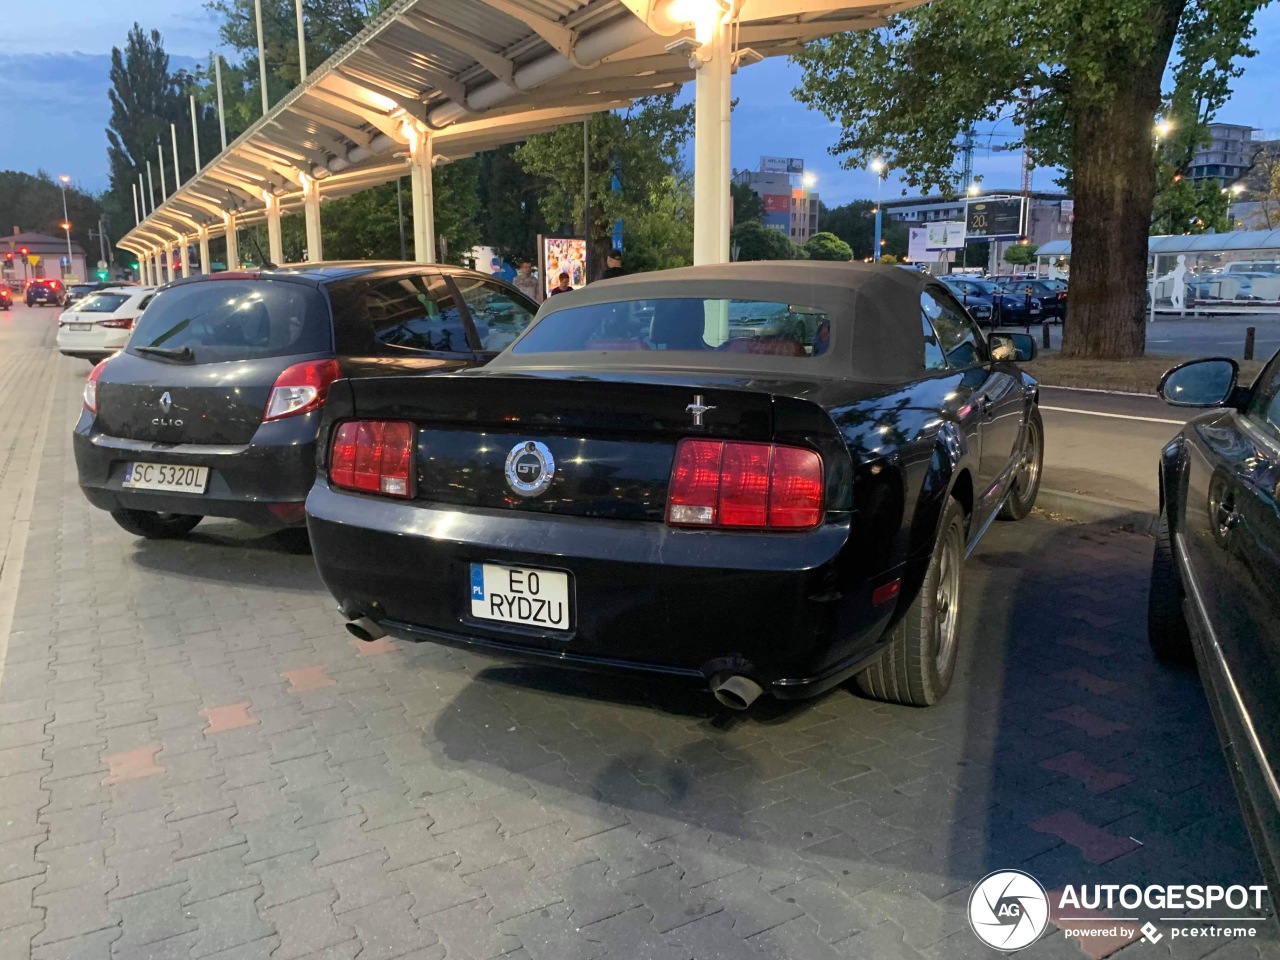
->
[490,261,930,383]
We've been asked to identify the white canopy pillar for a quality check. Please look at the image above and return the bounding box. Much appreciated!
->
[178,237,190,278]
[692,6,732,266]
[165,246,176,283]
[153,252,164,285]
[264,193,284,264]
[198,227,211,276]
[302,175,323,262]
[224,214,240,271]
[408,128,436,264]
[139,253,150,286]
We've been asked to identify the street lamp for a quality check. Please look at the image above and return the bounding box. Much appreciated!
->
[966,182,981,196]
[58,175,74,280]
[802,172,817,189]
[870,159,885,262]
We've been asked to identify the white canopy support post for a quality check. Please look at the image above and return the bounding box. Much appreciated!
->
[131,183,141,226]
[213,53,228,151]
[198,226,211,276]
[302,176,323,262]
[152,251,163,285]
[225,214,240,271]
[171,124,182,190]
[692,4,731,265]
[146,163,156,211]
[165,244,176,283]
[295,0,308,81]
[408,128,437,264]
[190,94,202,173]
[138,252,148,286]
[265,193,284,264]
[179,237,191,278]
[254,0,270,116]
[715,17,731,264]
[158,142,168,198]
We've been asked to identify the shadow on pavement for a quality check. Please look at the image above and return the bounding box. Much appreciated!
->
[125,519,323,593]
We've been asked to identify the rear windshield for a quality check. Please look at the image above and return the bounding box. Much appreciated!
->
[127,280,331,363]
[77,294,129,313]
[512,298,832,358]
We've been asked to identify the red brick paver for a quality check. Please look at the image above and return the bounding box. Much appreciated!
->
[350,637,397,657]
[203,701,259,733]
[1046,888,1144,959]
[1045,705,1130,739]
[282,665,337,692]
[102,746,165,785]
[1039,751,1135,794]
[1031,810,1141,864]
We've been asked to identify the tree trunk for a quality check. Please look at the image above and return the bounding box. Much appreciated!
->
[1060,74,1165,359]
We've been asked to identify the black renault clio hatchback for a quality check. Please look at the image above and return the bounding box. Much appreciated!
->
[74,262,537,538]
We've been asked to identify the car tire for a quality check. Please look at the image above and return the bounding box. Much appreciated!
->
[999,407,1043,521]
[1147,512,1193,663]
[855,495,966,707]
[110,509,202,540]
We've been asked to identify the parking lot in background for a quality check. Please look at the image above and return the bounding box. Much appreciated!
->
[0,302,1273,959]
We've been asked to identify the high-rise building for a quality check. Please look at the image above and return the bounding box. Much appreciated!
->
[733,158,820,244]
[1188,123,1259,187]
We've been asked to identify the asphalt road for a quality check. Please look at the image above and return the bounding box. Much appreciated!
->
[1001,316,1280,360]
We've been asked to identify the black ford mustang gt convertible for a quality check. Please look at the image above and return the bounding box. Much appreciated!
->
[306,262,1044,709]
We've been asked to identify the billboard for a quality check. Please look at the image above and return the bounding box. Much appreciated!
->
[908,228,930,263]
[760,156,805,175]
[965,198,1025,240]
[763,193,791,213]
[538,236,587,298]
[925,221,966,250]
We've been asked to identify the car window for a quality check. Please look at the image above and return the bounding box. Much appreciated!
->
[77,294,130,313]
[127,280,331,364]
[922,315,947,370]
[450,276,537,353]
[922,288,986,368]
[1245,353,1280,438]
[368,275,470,354]
[137,294,155,310]
[512,297,832,359]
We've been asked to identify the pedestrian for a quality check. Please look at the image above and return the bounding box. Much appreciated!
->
[549,272,574,296]
[512,260,541,303]
[600,249,625,280]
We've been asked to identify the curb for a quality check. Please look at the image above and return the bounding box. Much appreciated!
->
[1037,488,1160,535]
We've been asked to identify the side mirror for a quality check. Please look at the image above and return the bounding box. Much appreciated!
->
[990,332,1036,362]
[1158,358,1238,407]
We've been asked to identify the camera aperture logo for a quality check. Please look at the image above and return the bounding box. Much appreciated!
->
[968,870,1050,951]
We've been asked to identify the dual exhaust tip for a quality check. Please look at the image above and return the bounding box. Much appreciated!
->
[344,615,763,711]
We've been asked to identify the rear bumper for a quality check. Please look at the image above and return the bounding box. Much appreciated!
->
[73,409,321,527]
[306,483,898,699]
[57,327,129,360]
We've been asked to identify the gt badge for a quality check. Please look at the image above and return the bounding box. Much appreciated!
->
[505,441,555,497]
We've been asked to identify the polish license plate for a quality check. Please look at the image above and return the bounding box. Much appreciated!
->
[470,563,571,630]
[122,462,208,494]
[68,323,91,331]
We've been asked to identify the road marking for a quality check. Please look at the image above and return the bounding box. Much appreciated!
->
[1040,384,1159,398]
[1041,405,1184,425]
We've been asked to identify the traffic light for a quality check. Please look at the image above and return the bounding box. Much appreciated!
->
[130,260,140,270]
[95,269,109,282]
[3,252,10,262]
[18,247,28,257]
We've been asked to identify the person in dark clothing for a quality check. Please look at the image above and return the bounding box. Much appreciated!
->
[549,272,574,296]
[600,250,625,280]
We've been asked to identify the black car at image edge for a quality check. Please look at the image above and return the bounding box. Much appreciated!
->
[1148,351,1280,904]
[73,262,539,539]
[305,261,1046,709]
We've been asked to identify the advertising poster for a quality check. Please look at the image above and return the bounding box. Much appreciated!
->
[539,236,588,298]
[925,221,966,250]
[908,228,931,263]
[763,194,791,213]
[965,198,1025,240]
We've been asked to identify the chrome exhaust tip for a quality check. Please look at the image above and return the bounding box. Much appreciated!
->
[709,674,764,711]
[344,616,386,643]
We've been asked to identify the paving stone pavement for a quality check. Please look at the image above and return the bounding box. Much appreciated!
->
[0,305,1275,959]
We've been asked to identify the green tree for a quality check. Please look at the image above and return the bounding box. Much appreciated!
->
[623,176,694,273]
[477,145,550,263]
[818,200,910,259]
[794,0,1270,359]
[0,172,102,267]
[804,231,854,261]
[731,181,765,227]
[515,96,694,278]
[1003,242,1040,266]
[106,27,188,205]
[731,221,805,261]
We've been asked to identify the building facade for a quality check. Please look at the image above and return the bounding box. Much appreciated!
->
[1188,123,1259,187]
[733,160,820,243]
[2,230,89,285]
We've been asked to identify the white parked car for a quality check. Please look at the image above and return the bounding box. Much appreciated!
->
[56,287,157,362]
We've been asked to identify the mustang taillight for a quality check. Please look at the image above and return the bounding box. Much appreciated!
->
[83,358,109,413]
[264,358,341,421]
[330,420,414,498]
[667,439,824,530]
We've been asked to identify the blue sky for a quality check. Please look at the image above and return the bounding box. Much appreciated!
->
[4,2,1278,207]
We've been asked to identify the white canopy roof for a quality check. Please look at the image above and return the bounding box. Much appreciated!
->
[1038,228,1280,259]
[120,0,923,255]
